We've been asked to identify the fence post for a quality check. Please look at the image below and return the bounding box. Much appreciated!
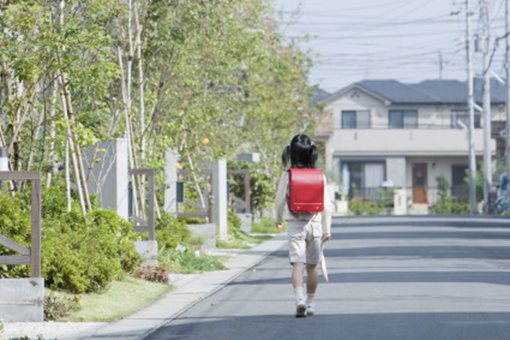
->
[148,169,155,241]
[0,171,44,322]
[164,149,179,214]
[31,176,41,277]
[212,159,228,240]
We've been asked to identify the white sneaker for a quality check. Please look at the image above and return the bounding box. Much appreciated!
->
[295,299,307,317]
[306,303,316,316]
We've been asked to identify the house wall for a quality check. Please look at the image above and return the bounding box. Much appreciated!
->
[320,86,499,206]
[405,156,470,204]
[323,88,495,166]
[386,157,406,187]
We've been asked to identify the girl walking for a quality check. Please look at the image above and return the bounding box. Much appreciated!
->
[275,134,332,317]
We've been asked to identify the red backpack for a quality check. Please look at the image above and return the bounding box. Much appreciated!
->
[287,168,324,213]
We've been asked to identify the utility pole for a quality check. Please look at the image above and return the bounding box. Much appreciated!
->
[506,0,510,214]
[438,51,444,79]
[481,0,492,214]
[466,0,477,214]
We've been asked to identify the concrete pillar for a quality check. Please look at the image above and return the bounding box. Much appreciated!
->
[0,147,7,171]
[83,139,129,219]
[393,188,408,215]
[0,278,44,321]
[212,158,228,240]
[164,149,179,213]
[0,147,7,189]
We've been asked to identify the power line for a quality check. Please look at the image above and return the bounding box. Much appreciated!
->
[279,0,417,15]
[292,30,465,40]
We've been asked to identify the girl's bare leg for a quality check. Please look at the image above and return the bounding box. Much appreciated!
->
[291,262,305,288]
[306,264,318,295]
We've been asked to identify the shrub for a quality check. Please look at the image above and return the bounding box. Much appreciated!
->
[227,211,242,238]
[41,208,140,293]
[0,185,141,294]
[430,198,469,214]
[155,213,192,249]
[133,265,169,283]
[44,294,80,321]
[348,198,386,216]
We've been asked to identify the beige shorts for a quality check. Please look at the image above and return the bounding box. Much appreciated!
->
[287,220,323,265]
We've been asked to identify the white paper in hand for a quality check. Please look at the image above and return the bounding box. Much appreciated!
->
[320,243,328,282]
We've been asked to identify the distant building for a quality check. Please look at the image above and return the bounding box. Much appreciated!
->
[315,79,505,210]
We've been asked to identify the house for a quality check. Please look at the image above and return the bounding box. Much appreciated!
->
[315,79,506,211]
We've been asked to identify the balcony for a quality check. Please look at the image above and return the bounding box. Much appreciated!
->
[330,128,493,156]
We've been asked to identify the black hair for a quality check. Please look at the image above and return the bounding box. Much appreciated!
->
[281,134,318,169]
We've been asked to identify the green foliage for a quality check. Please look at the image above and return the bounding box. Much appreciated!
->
[348,198,386,216]
[228,160,275,214]
[432,174,470,214]
[155,213,192,249]
[221,210,273,248]
[227,210,243,238]
[430,199,470,214]
[158,249,225,274]
[0,188,140,294]
[0,194,31,277]
[379,188,394,208]
[252,216,285,234]
[437,175,450,201]
[216,234,271,249]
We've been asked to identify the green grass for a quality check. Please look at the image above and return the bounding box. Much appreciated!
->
[216,237,251,249]
[158,249,226,274]
[54,277,172,322]
[217,232,271,249]
[251,216,286,234]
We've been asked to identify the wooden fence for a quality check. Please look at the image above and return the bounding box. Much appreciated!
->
[129,168,155,241]
[0,171,41,277]
[176,168,212,220]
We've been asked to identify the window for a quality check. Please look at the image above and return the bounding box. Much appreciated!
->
[451,165,468,199]
[388,110,418,129]
[451,110,481,129]
[341,111,356,129]
[341,161,385,201]
[341,110,371,129]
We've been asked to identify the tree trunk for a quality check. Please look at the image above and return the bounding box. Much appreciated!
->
[46,83,58,188]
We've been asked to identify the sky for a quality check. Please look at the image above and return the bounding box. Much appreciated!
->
[273,0,508,93]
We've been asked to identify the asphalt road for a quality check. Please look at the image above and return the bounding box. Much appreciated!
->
[146,216,510,340]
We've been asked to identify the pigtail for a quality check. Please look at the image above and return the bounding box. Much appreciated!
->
[309,143,318,168]
[282,145,291,168]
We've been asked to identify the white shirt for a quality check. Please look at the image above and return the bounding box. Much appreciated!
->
[275,171,332,234]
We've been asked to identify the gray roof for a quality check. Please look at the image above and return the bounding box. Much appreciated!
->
[310,87,330,106]
[354,79,506,105]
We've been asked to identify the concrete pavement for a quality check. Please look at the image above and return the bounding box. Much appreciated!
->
[146,216,510,340]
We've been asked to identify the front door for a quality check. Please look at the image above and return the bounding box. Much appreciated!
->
[412,163,428,203]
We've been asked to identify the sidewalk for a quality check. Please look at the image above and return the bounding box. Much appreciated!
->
[1,235,286,340]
